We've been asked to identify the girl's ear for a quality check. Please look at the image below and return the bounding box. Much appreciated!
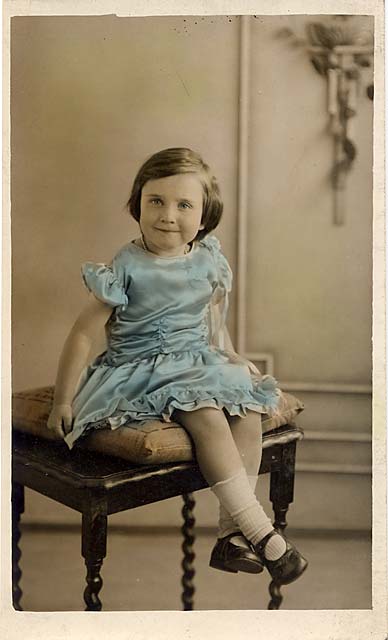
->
[199,223,205,230]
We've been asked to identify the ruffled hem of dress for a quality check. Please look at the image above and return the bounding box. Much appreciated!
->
[64,383,281,450]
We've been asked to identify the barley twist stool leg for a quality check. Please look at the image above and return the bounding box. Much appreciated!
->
[12,482,24,611]
[82,507,107,611]
[267,442,297,610]
[181,492,196,611]
[268,581,283,610]
[84,560,104,611]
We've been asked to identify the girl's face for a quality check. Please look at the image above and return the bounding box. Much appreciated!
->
[139,173,205,257]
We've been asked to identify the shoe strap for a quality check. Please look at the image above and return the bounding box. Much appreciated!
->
[219,531,243,542]
[255,529,280,554]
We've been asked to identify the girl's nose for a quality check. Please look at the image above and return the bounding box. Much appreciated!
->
[160,205,176,223]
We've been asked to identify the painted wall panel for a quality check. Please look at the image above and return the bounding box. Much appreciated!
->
[246,16,373,384]
[11,15,240,391]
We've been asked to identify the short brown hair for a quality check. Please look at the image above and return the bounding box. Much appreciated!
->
[127,148,223,241]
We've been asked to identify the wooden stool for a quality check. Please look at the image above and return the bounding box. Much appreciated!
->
[12,423,303,611]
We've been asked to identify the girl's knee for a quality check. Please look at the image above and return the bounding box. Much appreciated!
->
[229,411,262,437]
[246,411,262,431]
[174,407,231,441]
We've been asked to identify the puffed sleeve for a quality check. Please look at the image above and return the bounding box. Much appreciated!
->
[81,249,130,309]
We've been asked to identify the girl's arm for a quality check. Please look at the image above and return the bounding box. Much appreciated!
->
[221,322,235,352]
[209,301,260,375]
[47,293,114,438]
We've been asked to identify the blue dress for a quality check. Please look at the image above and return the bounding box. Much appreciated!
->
[65,235,280,449]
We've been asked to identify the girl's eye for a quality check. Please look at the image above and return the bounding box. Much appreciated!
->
[150,198,163,206]
[178,201,192,210]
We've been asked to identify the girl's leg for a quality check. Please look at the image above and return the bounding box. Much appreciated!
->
[173,407,285,557]
[217,411,263,540]
[213,411,287,561]
[227,411,263,477]
[174,406,308,582]
[173,407,246,484]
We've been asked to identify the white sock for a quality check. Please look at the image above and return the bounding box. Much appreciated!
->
[217,474,258,539]
[211,468,287,560]
[211,469,273,545]
[262,533,288,561]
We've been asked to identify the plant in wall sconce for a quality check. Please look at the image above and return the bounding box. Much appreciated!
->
[278,17,374,225]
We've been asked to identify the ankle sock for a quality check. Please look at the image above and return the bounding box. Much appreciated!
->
[261,533,287,561]
[217,474,258,539]
[211,468,273,544]
[211,468,286,560]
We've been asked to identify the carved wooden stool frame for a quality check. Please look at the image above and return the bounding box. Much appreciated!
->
[12,425,302,612]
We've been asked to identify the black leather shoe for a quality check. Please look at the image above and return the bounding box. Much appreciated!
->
[209,532,265,574]
[254,530,308,585]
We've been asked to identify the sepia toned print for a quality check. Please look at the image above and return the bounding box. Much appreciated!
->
[2,2,386,640]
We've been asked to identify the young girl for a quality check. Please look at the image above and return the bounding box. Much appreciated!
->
[48,147,307,584]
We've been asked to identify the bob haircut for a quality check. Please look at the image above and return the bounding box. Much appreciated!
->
[127,148,223,241]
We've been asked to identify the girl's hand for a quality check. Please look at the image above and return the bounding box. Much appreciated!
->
[223,350,262,377]
[47,404,73,438]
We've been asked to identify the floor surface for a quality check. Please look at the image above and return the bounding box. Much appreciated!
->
[14,526,372,611]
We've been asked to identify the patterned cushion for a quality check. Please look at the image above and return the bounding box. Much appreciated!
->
[12,386,304,464]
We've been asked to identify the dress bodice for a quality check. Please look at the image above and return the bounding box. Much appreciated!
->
[81,236,232,365]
